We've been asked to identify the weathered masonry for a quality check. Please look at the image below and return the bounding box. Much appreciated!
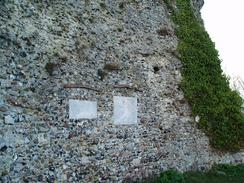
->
[0,0,243,182]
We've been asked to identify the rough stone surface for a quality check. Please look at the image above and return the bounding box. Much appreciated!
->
[4,115,15,124]
[192,0,204,11]
[0,0,243,182]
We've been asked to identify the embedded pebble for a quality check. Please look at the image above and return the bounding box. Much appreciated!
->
[4,115,15,124]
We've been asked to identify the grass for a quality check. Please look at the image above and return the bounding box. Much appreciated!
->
[167,0,244,151]
[148,164,244,183]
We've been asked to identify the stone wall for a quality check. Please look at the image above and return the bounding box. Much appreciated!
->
[0,0,243,182]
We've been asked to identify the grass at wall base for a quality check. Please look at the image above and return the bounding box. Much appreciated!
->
[148,164,244,183]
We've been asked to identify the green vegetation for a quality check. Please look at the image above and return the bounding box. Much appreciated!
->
[168,0,244,151]
[148,164,244,183]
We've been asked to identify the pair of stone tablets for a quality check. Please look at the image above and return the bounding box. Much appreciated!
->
[69,96,137,125]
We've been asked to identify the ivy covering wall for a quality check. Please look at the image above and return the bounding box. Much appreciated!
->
[169,0,244,151]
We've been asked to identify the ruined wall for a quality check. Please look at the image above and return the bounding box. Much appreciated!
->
[0,0,243,182]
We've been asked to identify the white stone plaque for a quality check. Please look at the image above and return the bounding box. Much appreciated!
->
[113,96,137,125]
[69,99,97,119]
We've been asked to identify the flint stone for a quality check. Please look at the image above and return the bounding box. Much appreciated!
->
[0,138,8,151]
[113,96,137,125]
[4,132,25,146]
[0,105,8,112]
[4,115,15,124]
[0,155,13,174]
[38,133,49,144]
[81,156,91,164]
[131,157,141,166]
[195,115,200,123]
[69,99,97,119]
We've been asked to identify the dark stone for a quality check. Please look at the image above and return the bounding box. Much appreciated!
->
[20,51,27,57]
[157,28,171,36]
[46,175,55,183]
[0,145,7,152]
[45,63,57,76]
[0,105,8,112]
[37,175,43,181]
[119,2,125,10]
[97,69,107,80]
[153,66,160,73]
[49,165,55,171]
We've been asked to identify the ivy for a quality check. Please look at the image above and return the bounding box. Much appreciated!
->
[170,0,244,151]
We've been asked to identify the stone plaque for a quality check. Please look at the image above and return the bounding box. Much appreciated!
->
[113,96,137,125]
[69,99,97,119]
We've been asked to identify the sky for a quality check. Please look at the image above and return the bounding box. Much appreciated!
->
[201,0,244,81]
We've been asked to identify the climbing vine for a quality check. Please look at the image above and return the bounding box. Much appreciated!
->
[170,0,244,151]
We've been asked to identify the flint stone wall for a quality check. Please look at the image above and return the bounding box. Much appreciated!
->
[0,0,243,182]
